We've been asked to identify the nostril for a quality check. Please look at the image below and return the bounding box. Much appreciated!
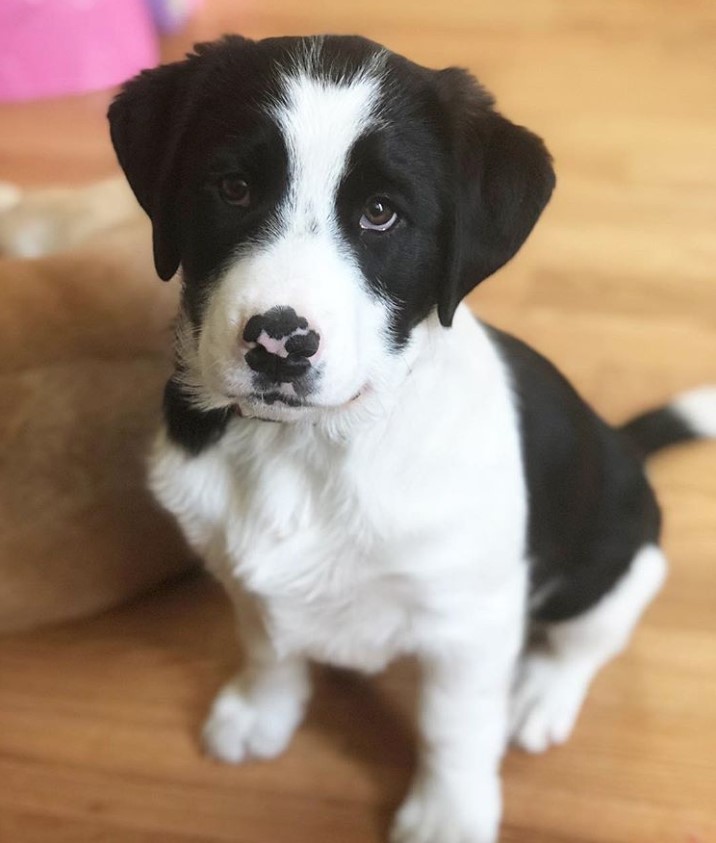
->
[243,314,265,344]
[245,345,312,382]
[285,330,320,359]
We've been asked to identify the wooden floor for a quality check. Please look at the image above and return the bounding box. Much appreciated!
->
[1,1,715,841]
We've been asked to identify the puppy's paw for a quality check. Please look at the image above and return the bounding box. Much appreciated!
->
[391,773,500,843]
[202,677,303,764]
[509,652,588,753]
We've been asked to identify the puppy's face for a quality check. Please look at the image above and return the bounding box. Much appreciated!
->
[110,36,554,423]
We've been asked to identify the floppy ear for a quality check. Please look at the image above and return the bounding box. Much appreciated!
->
[108,59,199,281]
[435,68,555,327]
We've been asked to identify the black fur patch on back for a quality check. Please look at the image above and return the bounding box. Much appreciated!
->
[487,326,662,623]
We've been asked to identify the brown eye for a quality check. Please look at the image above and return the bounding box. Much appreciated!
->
[360,197,398,231]
[219,175,250,207]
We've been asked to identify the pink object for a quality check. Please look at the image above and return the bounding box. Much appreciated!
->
[148,0,203,34]
[0,0,159,103]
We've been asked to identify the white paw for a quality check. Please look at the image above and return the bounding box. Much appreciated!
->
[510,652,590,753]
[202,678,302,764]
[391,773,500,843]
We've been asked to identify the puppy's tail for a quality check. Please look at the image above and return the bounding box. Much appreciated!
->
[620,386,716,459]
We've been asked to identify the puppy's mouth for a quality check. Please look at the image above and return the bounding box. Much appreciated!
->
[234,387,366,421]
[250,391,308,408]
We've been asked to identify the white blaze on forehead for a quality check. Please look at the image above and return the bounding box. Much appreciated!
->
[272,70,383,233]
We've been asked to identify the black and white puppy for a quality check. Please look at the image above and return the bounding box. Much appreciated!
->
[109,35,716,843]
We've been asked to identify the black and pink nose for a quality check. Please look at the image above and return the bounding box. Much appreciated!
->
[242,306,321,383]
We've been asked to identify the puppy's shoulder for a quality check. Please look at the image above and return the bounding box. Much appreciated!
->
[163,375,232,456]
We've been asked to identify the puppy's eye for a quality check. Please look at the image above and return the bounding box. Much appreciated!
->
[218,175,251,207]
[360,197,398,232]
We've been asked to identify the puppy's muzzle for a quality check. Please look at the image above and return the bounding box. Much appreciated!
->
[242,306,321,385]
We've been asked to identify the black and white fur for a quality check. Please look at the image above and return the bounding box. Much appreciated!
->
[109,35,716,843]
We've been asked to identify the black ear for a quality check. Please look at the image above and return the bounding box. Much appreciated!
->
[435,68,555,327]
[108,59,198,280]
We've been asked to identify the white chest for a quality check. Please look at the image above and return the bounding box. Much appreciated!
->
[167,437,447,670]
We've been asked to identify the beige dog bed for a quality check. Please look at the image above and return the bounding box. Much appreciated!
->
[0,185,194,633]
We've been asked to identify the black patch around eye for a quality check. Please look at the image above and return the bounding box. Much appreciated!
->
[336,114,450,350]
[177,119,290,325]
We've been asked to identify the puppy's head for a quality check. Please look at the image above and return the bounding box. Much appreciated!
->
[109,35,554,423]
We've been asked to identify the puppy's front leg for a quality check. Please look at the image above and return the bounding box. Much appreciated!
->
[392,598,524,843]
[203,592,311,765]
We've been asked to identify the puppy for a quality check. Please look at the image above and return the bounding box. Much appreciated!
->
[108,35,716,843]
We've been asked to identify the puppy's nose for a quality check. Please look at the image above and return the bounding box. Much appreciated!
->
[242,306,320,383]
